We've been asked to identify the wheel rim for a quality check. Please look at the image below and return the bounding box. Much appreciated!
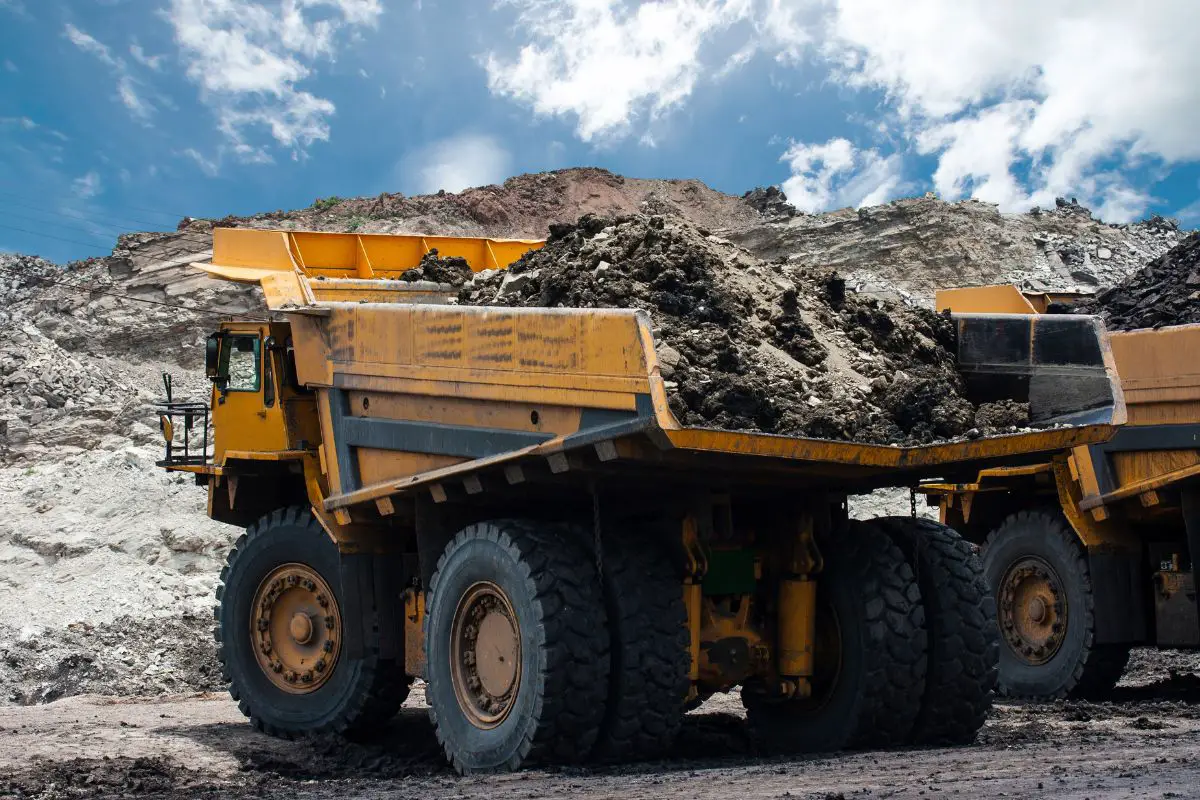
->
[250,563,342,694]
[998,556,1067,665]
[450,581,521,729]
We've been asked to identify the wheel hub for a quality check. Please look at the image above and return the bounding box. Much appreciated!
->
[998,557,1066,665]
[251,563,341,694]
[451,582,521,728]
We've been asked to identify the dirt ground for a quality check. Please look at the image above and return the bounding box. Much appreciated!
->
[3,652,1200,799]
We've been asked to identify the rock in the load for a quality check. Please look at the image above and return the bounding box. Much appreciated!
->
[464,213,1007,445]
[1076,233,1200,330]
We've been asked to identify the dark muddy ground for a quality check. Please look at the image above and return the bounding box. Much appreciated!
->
[460,214,1030,445]
[3,651,1200,799]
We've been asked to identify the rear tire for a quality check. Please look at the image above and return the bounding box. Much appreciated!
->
[215,506,408,739]
[593,532,690,762]
[876,517,998,744]
[425,520,609,773]
[744,520,926,752]
[982,510,1129,699]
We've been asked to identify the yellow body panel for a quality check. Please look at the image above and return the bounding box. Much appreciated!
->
[211,323,291,463]
[1110,326,1200,424]
[174,247,1120,532]
[930,285,1200,537]
[198,227,544,310]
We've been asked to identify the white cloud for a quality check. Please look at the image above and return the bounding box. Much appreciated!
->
[403,134,512,194]
[180,141,274,178]
[0,116,37,131]
[819,0,1200,220]
[485,0,753,142]
[485,0,1200,221]
[780,137,904,212]
[72,171,102,199]
[1178,198,1200,226]
[4,59,17,73]
[182,148,220,177]
[64,24,156,122]
[64,23,118,66]
[129,42,165,70]
[165,0,382,157]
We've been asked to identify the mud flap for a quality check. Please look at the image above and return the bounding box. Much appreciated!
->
[1183,488,1200,632]
[338,553,404,661]
[1088,547,1146,644]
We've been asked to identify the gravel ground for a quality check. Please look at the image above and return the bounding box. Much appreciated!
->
[3,655,1199,799]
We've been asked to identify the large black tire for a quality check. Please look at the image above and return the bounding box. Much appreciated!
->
[744,520,926,752]
[876,517,998,744]
[983,510,1131,699]
[593,532,690,762]
[215,506,409,739]
[425,520,609,773]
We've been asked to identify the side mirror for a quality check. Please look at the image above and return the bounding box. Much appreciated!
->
[205,333,227,382]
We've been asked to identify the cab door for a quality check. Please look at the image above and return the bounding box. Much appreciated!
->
[211,325,290,464]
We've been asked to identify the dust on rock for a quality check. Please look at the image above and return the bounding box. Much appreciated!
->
[461,213,1022,445]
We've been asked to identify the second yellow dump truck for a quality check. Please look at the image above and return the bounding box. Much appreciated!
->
[159,231,1124,772]
[927,285,1200,699]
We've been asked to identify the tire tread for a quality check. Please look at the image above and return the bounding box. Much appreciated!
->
[876,516,998,744]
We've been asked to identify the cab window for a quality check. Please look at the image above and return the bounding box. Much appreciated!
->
[221,335,261,392]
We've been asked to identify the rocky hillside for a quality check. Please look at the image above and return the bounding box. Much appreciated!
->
[0,168,1191,704]
[729,196,1186,305]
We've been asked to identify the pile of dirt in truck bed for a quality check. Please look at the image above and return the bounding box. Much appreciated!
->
[1075,232,1200,330]
[462,213,1028,445]
[400,249,474,286]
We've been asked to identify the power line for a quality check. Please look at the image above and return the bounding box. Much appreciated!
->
[0,196,191,234]
[0,208,217,261]
[0,224,118,253]
[0,210,145,243]
[0,205,219,255]
[0,187,191,222]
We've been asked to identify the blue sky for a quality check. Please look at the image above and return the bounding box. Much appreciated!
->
[2,0,1198,264]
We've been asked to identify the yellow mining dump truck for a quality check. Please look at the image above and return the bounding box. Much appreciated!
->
[157,231,1124,773]
[926,284,1200,699]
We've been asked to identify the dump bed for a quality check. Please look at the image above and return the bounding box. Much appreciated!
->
[194,231,1123,516]
[935,285,1200,512]
[282,302,1122,515]
[1072,323,1200,511]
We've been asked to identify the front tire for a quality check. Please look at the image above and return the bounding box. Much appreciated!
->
[983,510,1130,699]
[425,520,609,773]
[215,506,408,739]
[744,520,926,752]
